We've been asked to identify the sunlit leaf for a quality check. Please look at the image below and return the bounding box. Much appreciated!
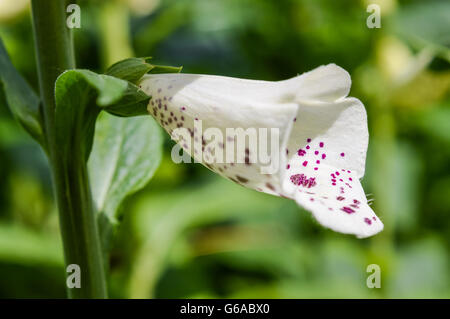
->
[89,112,163,252]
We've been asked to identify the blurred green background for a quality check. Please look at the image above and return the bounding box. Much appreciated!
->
[0,0,449,298]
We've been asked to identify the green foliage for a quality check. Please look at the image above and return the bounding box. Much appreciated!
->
[54,70,150,158]
[106,57,182,84]
[391,1,450,61]
[54,66,165,256]
[89,112,163,253]
[0,38,43,145]
[106,57,155,84]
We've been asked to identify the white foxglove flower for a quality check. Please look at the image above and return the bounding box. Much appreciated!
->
[139,64,383,238]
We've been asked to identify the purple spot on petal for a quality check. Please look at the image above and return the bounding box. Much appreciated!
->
[236,175,249,183]
[340,152,345,157]
[319,142,324,148]
[341,206,355,214]
[290,174,316,188]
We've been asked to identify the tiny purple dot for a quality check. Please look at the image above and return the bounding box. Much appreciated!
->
[314,167,318,170]
[322,154,326,159]
[306,145,310,150]
[316,160,320,164]
[314,151,319,155]
[307,138,311,143]
[319,142,324,148]
[340,152,345,157]
[302,161,308,167]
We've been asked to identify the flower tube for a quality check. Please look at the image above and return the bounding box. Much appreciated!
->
[139,64,383,238]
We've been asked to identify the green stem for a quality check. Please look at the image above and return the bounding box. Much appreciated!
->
[31,0,107,298]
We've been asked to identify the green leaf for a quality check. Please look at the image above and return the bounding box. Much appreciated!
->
[55,67,163,254]
[148,64,183,74]
[106,57,182,85]
[88,112,163,252]
[54,69,151,159]
[0,38,44,145]
[106,57,154,84]
[104,82,151,117]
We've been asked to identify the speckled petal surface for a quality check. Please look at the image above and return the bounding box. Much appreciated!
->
[139,64,383,238]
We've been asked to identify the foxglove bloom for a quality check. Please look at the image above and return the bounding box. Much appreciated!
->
[139,64,383,238]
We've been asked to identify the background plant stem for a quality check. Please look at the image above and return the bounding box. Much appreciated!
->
[31,0,107,298]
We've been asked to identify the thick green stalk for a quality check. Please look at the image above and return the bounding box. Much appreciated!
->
[31,0,107,298]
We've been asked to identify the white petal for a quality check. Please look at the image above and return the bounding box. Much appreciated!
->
[139,64,383,237]
[281,97,382,238]
[277,63,351,103]
[140,73,297,195]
